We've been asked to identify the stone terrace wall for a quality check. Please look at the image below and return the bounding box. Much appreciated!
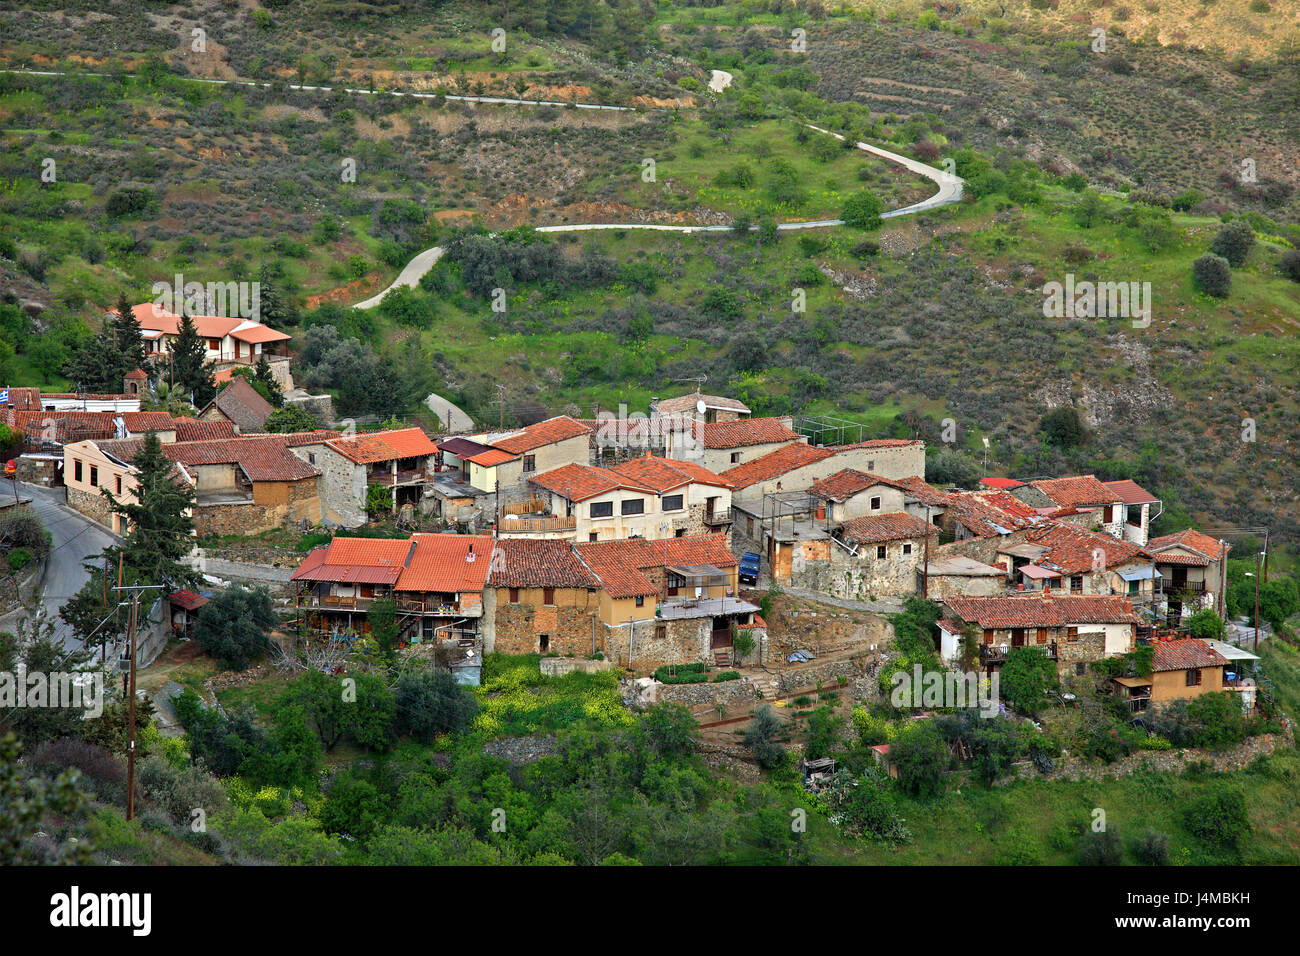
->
[649,677,762,707]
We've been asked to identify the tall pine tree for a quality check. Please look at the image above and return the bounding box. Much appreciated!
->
[102,431,199,591]
[170,311,218,408]
[254,354,284,407]
[111,292,146,381]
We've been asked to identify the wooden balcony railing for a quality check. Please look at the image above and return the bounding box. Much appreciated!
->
[498,514,577,533]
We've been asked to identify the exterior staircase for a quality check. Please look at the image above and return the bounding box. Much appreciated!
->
[713,648,731,667]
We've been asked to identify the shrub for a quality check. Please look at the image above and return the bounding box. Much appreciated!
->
[819,769,910,843]
[1132,829,1170,865]
[743,705,786,770]
[805,705,844,760]
[1209,220,1255,267]
[842,191,884,230]
[394,669,478,742]
[1183,786,1250,850]
[1078,826,1126,865]
[642,703,698,755]
[6,547,32,572]
[1192,253,1231,297]
[890,723,950,798]
[711,670,741,683]
[851,706,892,746]
[137,754,228,825]
[1280,249,1300,283]
[191,586,276,671]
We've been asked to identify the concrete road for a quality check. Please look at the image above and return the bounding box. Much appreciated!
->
[424,392,474,432]
[1,480,118,650]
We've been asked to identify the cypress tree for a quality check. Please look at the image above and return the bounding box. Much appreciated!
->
[170,311,218,408]
[103,431,199,591]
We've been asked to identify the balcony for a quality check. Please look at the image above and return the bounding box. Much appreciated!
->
[367,469,431,487]
[703,508,733,526]
[1164,580,1206,594]
[980,641,1057,664]
[394,595,483,618]
[497,514,577,534]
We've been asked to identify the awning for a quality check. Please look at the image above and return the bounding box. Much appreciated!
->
[1019,564,1061,580]
[1112,675,1152,688]
[1118,566,1161,582]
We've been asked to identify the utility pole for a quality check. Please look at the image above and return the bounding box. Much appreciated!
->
[113,583,163,822]
[1254,551,1262,654]
[496,383,506,431]
[921,505,930,599]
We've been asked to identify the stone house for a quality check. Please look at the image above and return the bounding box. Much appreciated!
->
[481,538,604,656]
[292,533,493,644]
[940,593,1139,678]
[574,534,763,669]
[1101,479,1161,547]
[198,377,275,434]
[517,455,733,543]
[303,427,440,528]
[667,416,802,473]
[649,392,751,425]
[996,523,1156,602]
[773,511,937,601]
[923,555,1008,601]
[1009,475,1127,539]
[442,416,593,510]
[64,431,335,536]
[1146,529,1231,620]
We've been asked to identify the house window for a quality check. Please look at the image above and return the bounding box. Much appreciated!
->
[89,465,98,487]
[635,595,644,607]
[523,454,536,473]
[730,452,741,464]
[1103,505,1115,523]
[876,545,887,559]
[902,543,912,555]
[307,452,316,465]
[1186,668,1202,687]
[1075,663,1086,676]
[589,533,599,542]
[1011,628,1026,647]
[621,498,644,516]
[539,634,550,652]
[543,587,555,606]
[1128,579,1140,595]
[675,529,686,537]
[1036,628,1047,644]
[1070,575,1083,593]
[115,475,122,494]
[870,496,881,511]
[207,338,221,351]
[983,629,994,645]
[867,461,875,471]
[74,460,82,483]
[590,501,613,518]
[1067,626,1080,641]
[508,588,519,603]
[662,494,684,512]
[655,624,666,641]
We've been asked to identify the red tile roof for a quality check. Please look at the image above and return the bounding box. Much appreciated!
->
[829,438,923,450]
[895,475,949,507]
[1102,479,1159,505]
[946,593,1139,628]
[94,431,335,482]
[1030,475,1118,508]
[0,387,43,412]
[1021,523,1149,576]
[980,477,1025,489]
[809,468,904,501]
[132,302,291,344]
[203,378,275,433]
[464,447,516,467]
[1148,529,1230,563]
[699,417,800,449]
[529,462,653,502]
[172,418,237,442]
[326,427,439,465]
[718,442,832,490]
[291,537,412,585]
[1150,638,1228,673]
[9,411,119,443]
[488,538,601,589]
[121,411,177,433]
[651,393,751,415]
[943,489,1044,537]
[608,454,731,492]
[576,533,737,598]
[396,534,493,593]
[840,512,936,545]
[491,416,591,454]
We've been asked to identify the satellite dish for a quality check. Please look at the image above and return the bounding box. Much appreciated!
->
[696,398,707,416]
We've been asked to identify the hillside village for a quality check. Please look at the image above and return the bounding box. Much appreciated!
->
[1,0,1298,883]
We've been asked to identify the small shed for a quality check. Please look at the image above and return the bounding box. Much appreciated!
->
[168,590,209,634]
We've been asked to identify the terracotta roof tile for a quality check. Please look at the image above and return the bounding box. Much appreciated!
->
[943,489,1044,537]
[651,393,751,415]
[172,418,237,442]
[608,454,732,492]
[1150,638,1229,673]
[946,593,1139,628]
[1148,529,1230,563]
[718,443,832,489]
[490,416,591,454]
[1022,523,1149,576]
[575,534,737,598]
[161,431,335,482]
[488,538,601,589]
[809,468,904,501]
[396,534,493,593]
[1030,475,1118,508]
[839,512,936,545]
[326,427,439,465]
[1102,479,1159,505]
[529,462,654,502]
[699,417,800,449]
[203,378,275,433]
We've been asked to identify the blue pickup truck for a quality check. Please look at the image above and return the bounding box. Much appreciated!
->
[738,552,761,586]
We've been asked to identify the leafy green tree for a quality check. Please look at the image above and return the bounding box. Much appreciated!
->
[102,431,198,591]
[169,311,218,408]
[253,354,285,407]
[1192,253,1231,297]
[192,586,276,671]
[1039,406,1086,448]
[805,705,844,761]
[367,596,400,658]
[641,702,697,756]
[841,190,884,230]
[1209,220,1255,267]
[27,337,67,384]
[1183,785,1251,851]
[0,733,92,864]
[1078,826,1125,865]
[321,775,387,840]
[394,668,480,742]
[890,722,950,798]
[1074,190,1105,228]
[1185,608,1225,640]
[263,404,321,433]
[0,612,91,745]
[1000,647,1059,715]
[742,705,786,770]
[62,332,123,394]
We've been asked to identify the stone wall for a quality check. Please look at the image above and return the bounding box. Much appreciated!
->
[651,677,762,707]
[493,599,604,657]
[306,446,367,528]
[1054,631,1106,676]
[192,480,322,536]
[287,393,335,423]
[539,657,618,677]
[787,536,926,601]
[67,485,114,529]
